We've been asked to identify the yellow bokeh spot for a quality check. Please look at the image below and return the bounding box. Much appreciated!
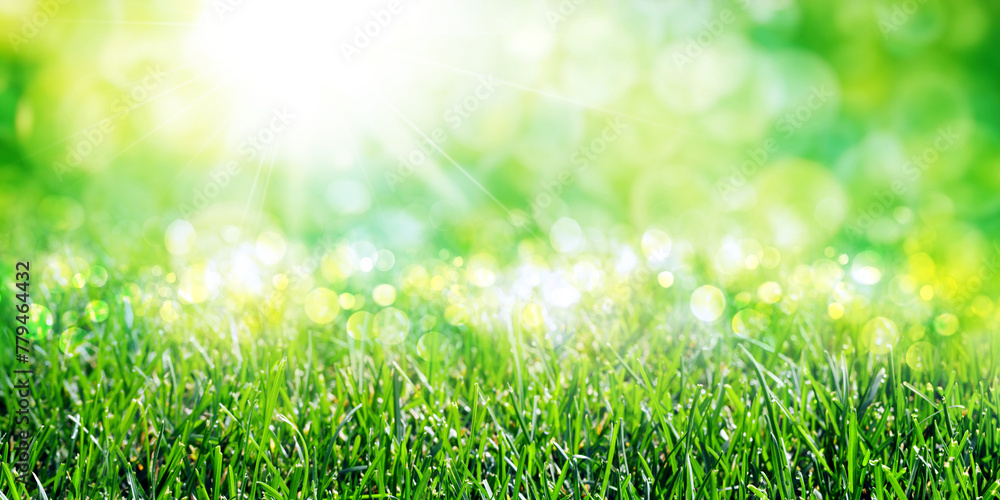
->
[89,266,109,287]
[59,327,84,355]
[905,342,935,372]
[256,231,287,265]
[272,274,289,290]
[375,307,409,345]
[417,331,448,359]
[444,304,469,325]
[372,284,397,307]
[734,292,753,308]
[347,311,375,340]
[732,309,769,337]
[522,303,544,329]
[27,304,54,340]
[757,281,782,304]
[160,301,179,323]
[346,311,374,340]
[179,264,215,304]
[761,247,781,269]
[85,300,110,323]
[690,285,726,322]
[933,313,959,337]
[641,228,672,265]
[919,285,934,301]
[71,273,87,288]
[907,324,926,341]
[657,271,674,288]
[339,293,356,310]
[861,317,898,355]
[304,288,340,324]
[971,295,993,317]
[908,252,936,281]
[827,302,844,320]
[401,265,430,293]
[467,254,498,287]
[165,220,197,256]
[430,275,446,292]
[321,247,353,284]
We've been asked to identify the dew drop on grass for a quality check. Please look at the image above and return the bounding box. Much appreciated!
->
[690,285,726,322]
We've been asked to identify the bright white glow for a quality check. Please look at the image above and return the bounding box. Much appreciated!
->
[188,0,457,127]
[186,0,491,182]
[192,0,361,107]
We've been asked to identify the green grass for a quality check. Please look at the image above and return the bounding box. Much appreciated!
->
[2,251,1000,500]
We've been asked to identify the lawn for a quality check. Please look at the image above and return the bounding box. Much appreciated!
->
[3,240,999,499]
[3,0,1000,499]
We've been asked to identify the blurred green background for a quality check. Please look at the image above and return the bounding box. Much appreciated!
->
[0,0,999,312]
